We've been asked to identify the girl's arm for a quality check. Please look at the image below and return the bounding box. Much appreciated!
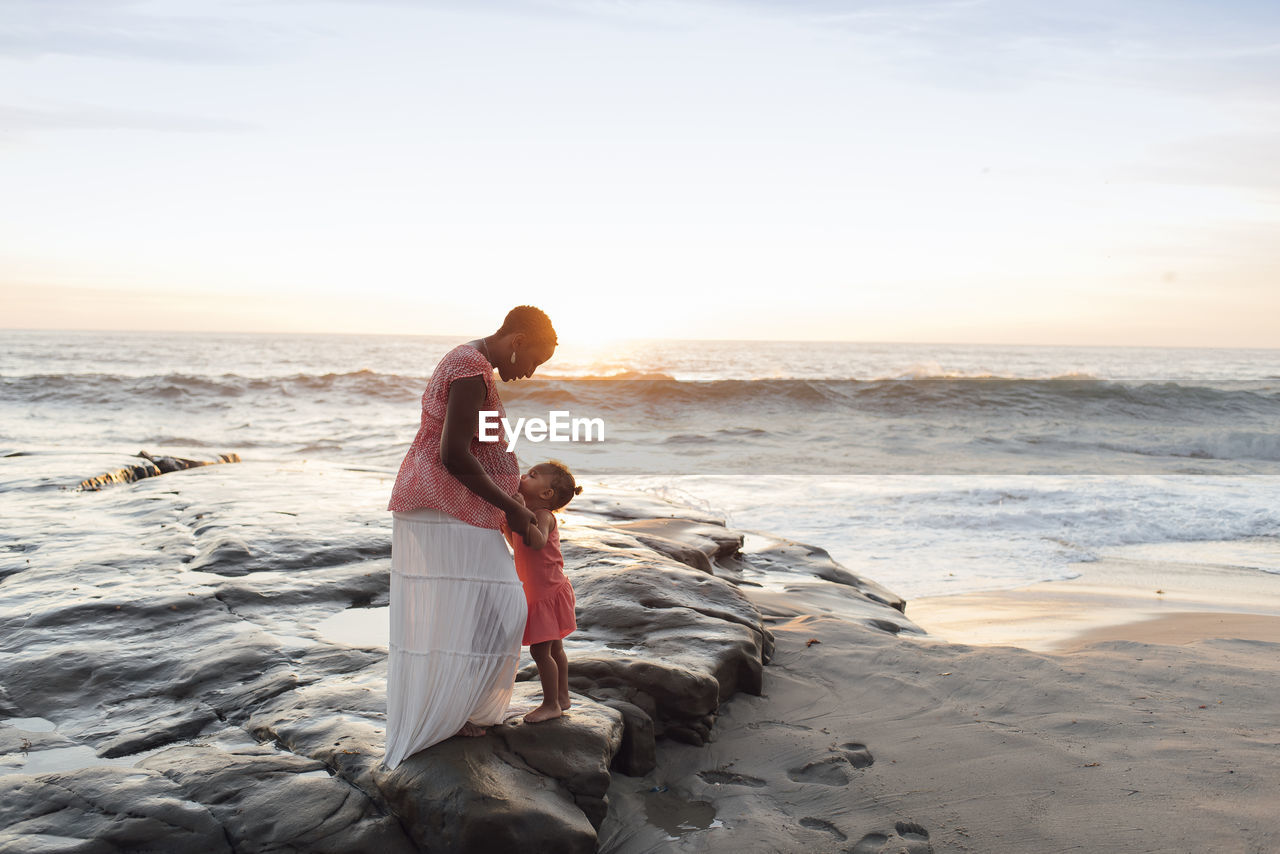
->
[524,509,554,550]
[440,375,537,543]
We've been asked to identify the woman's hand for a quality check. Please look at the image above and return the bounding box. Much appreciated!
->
[522,508,553,550]
[506,504,537,545]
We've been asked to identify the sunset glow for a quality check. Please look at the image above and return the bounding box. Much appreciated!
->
[3,1,1278,346]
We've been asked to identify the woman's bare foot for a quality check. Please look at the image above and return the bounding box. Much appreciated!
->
[456,722,487,737]
[523,702,562,723]
[558,692,572,711]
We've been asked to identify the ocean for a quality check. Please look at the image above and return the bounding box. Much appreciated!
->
[3,330,1279,599]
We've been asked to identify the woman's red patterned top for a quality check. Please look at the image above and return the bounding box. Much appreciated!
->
[387,344,518,529]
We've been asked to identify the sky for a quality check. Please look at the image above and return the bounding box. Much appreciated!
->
[2,0,1278,346]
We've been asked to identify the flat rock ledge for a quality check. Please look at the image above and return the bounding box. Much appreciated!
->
[77,451,242,491]
[0,463,916,852]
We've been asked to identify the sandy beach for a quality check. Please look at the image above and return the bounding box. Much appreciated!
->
[910,539,1280,652]
[599,541,1280,853]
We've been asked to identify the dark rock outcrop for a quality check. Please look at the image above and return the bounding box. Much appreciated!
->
[0,766,232,853]
[77,451,241,491]
[0,461,913,851]
[142,743,415,853]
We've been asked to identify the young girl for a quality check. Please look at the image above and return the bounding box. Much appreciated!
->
[506,460,583,723]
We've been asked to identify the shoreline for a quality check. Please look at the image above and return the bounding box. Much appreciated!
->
[907,539,1280,652]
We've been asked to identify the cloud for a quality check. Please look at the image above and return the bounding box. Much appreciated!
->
[703,0,1280,96]
[0,104,256,135]
[1130,132,1280,193]
[0,0,302,64]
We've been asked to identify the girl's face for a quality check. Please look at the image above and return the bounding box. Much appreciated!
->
[519,464,555,504]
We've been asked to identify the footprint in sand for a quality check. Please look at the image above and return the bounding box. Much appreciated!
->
[788,742,876,786]
[840,742,875,768]
[848,822,932,854]
[698,769,766,787]
[786,756,850,786]
[800,817,847,841]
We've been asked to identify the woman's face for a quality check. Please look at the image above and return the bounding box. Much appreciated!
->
[499,337,555,382]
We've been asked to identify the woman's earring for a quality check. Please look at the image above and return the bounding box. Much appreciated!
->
[510,352,517,365]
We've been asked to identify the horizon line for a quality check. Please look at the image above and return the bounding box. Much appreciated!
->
[3,326,1278,353]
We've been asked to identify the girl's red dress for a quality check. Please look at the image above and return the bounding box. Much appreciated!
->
[510,520,577,646]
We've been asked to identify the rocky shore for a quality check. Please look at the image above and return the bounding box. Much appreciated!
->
[5,455,1280,853]
[0,455,916,852]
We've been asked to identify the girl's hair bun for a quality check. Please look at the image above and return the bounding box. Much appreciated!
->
[545,459,582,509]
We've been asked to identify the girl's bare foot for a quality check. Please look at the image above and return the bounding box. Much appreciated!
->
[558,693,572,711]
[456,722,487,737]
[523,702,562,723]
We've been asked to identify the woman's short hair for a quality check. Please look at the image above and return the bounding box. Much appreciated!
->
[498,306,557,349]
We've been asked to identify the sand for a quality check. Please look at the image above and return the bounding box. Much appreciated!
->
[909,539,1280,653]
[598,542,1280,853]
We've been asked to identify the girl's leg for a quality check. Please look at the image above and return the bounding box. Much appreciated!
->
[551,639,571,710]
[524,641,562,723]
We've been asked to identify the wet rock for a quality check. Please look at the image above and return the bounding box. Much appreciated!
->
[571,486,726,526]
[0,767,230,853]
[597,698,657,776]
[552,517,773,745]
[612,518,744,576]
[181,495,391,577]
[493,683,624,829]
[77,451,241,491]
[745,534,909,614]
[379,735,598,854]
[211,561,392,623]
[188,534,255,573]
[141,743,415,853]
[0,722,76,758]
[0,585,298,758]
[248,677,623,849]
[245,668,398,798]
[0,460,908,852]
[189,534,390,576]
[97,708,217,759]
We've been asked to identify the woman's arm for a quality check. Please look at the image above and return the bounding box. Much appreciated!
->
[440,375,537,543]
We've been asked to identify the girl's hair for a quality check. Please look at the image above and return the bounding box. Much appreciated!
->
[544,459,582,511]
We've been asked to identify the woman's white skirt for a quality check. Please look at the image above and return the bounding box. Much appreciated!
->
[384,509,526,769]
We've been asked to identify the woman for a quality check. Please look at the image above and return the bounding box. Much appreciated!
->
[383,305,557,769]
